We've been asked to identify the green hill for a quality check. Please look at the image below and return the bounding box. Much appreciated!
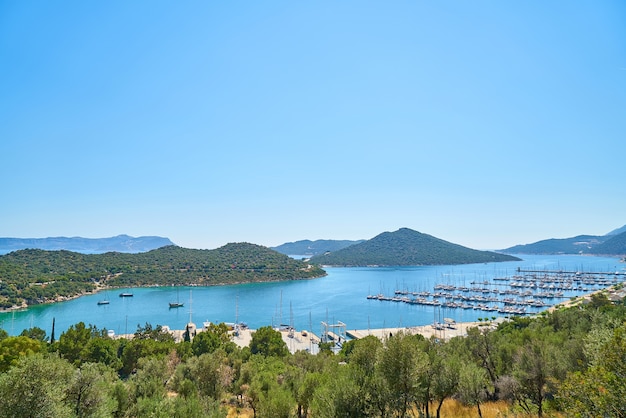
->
[590,231,626,256]
[0,243,326,309]
[501,235,606,255]
[272,239,365,257]
[309,228,520,266]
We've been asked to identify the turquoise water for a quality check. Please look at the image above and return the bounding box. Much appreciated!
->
[1,254,623,337]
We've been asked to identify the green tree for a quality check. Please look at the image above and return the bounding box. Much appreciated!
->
[513,339,559,418]
[249,326,288,357]
[66,362,117,417]
[0,335,43,372]
[458,361,489,418]
[192,323,230,356]
[19,326,47,342]
[0,353,75,418]
[57,322,105,366]
[379,332,428,417]
[557,324,626,417]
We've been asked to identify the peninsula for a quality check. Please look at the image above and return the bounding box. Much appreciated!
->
[0,243,326,310]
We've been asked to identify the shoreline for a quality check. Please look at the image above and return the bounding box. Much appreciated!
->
[0,272,329,314]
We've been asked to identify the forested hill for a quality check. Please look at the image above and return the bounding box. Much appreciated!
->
[0,234,174,254]
[501,230,626,256]
[309,228,520,266]
[0,244,326,309]
[591,231,626,256]
[272,239,365,257]
[501,235,606,255]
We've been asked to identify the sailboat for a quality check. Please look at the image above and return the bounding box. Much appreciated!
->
[97,291,110,305]
[169,287,184,308]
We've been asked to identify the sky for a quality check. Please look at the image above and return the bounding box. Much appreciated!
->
[1,1,625,251]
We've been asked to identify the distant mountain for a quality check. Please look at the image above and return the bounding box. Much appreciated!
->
[501,235,606,255]
[500,223,626,255]
[272,239,365,257]
[590,231,626,256]
[0,235,175,254]
[308,227,520,266]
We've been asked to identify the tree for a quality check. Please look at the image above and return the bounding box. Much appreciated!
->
[432,348,460,418]
[57,322,106,366]
[0,354,75,417]
[458,362,489,418]
[557,324,626,417]
[192,323,230,356]
[182,351,232,400]
[249,326,288,357]
[513,339,559,417]
[19,326,47,342]
[0,335,43,372]
[379,332,428,417]
[66,362,116,417]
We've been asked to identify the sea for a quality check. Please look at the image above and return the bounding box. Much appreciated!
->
[0,254,624,337]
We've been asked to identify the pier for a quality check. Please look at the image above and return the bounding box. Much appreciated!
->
[516,268,626,276]
[369,268,626,316]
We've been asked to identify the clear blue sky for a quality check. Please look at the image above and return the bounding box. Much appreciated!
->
[1,1,625,250]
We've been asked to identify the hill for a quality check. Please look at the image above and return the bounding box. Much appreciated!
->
[0,235,174,254]
[590,231,626,256]
[0,243,326,309]
[309,227,520,266]
[272,239,365,257]
[501,235,606,255]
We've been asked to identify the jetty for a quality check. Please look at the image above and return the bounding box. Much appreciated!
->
[369,269,625,316]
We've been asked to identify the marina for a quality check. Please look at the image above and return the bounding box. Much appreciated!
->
[368,269,623,315]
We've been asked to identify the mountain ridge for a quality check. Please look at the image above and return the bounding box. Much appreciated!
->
[501,225,626,255]
[309,227,520,266]
[0,235,175,254]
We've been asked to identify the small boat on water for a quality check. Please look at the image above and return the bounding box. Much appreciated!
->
[98,291,110,305]
[119,292,133,297]
[169,287,184,308]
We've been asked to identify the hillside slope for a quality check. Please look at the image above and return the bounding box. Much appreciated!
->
[309,228,520,266]
[501,235,605,255]
[0,243,326,309]
[590,231,626,256]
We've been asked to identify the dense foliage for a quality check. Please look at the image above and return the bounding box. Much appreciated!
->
[310,228,520,266]
[0,244,326,309]
[0,289,625,417]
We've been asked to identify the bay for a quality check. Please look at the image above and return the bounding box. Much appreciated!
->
[0,254,623,337]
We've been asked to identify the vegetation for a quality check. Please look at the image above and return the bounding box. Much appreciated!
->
[309,228,520,266]
[0,289,624,416]
[0,244,326,309]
